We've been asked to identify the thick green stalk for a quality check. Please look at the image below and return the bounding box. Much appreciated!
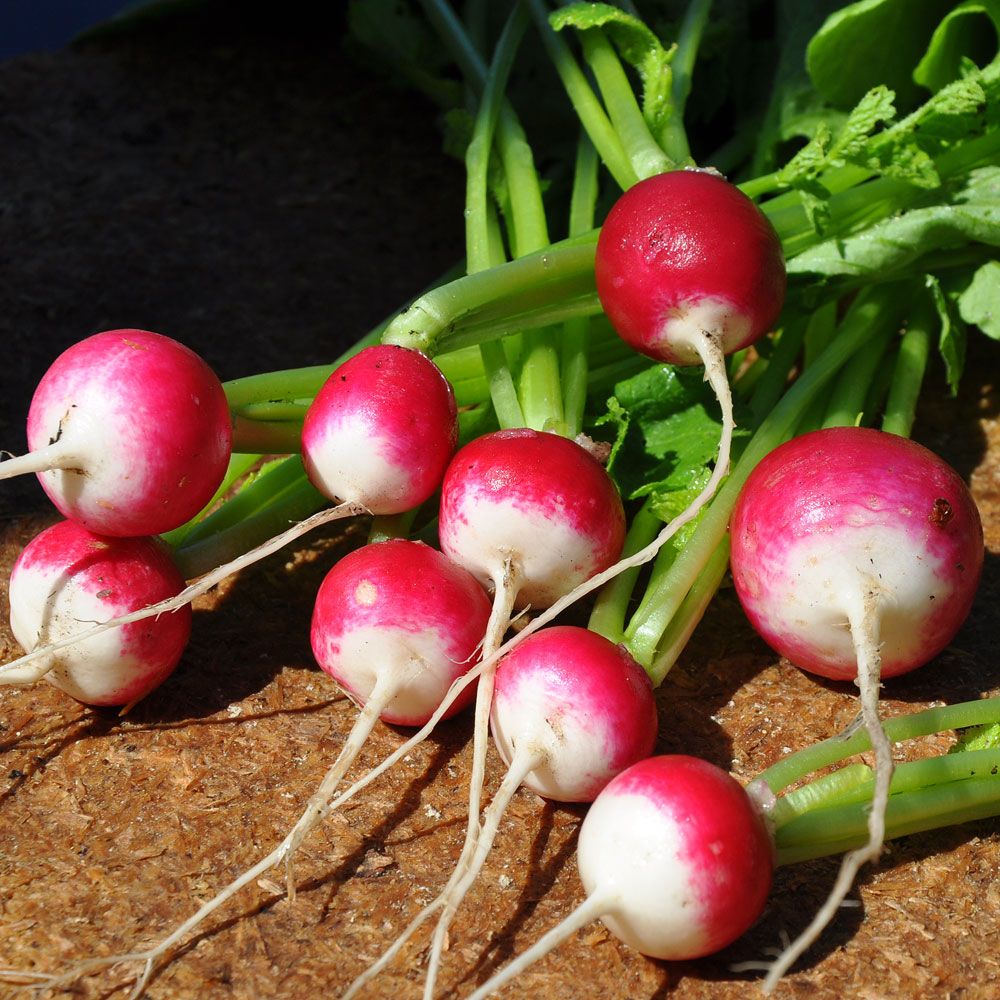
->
[524,0,638,189]
[658,0,713,163]
[560,133,599,437]
[820,303,900,428]
[579,29,672,179]
[775,776,1000,865]
[757,696,1000,795]
[466,5,530,429]
[882,291,934,437]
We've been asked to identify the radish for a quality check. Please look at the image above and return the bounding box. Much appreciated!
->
[346,626,658,999]
[4,519,190,706]
[0,329,232,537]
[589,169,786,597]
[301,343,458,515]
[25,539,491,999]
[0,344,458,689]
[466,755,774,999]
[728,426,983,988]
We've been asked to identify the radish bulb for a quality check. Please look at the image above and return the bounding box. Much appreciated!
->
[0,345,458,688]
[588,169,785,597]
[729,426,983,988]
[467,755,774,1000]
[5,520,190,706]
[1,329,232,537]
[346,627,657,1000]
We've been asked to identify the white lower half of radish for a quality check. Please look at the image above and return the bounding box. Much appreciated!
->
[741,523,955,678]
[440,497,610,609]
[303,412,422,514]
[316,624,477,725]
[578,790,712,959]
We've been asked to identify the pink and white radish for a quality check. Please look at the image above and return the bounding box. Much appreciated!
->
[591,169,786,584]
[26,539,491,999]
[467,754,774,999]
[728,426,983,988]
[0,329,232,537]
[0,344,458,689]
[5,519,190,706]
[302,343,458,514]
[346,626,658,999]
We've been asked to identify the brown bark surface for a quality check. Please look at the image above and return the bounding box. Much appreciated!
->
[0,6,998,1000]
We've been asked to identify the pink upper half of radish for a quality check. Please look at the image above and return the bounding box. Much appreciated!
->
[489,626,658,803]
[438,428,626,608]
[310,539,491,726]
[301,345,458,515]
[9,519,191,705]
[25,329,232,537]
[577,755,773,960]
[595,170,786,366]
[730,427,984,680]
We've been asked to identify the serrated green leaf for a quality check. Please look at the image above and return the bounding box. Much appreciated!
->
[787,167,1000,284]
[927,272,968,394]
[829,85,897,163]
[958,259,1000,338]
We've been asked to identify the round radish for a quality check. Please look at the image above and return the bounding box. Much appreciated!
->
[439,427,626,610]
[730,426,984,681]
[311,538,491,726]
[4,329,232,537]
[489,626,658,803]
[6,519,190,706]
[465,755,773,1000]
[302,344,458,515]
[595,169,785,367]
[728,426,983,988]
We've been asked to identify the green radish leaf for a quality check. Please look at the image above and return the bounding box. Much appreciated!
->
[927,273,968,395]
[958,260,1000,339]
[787,167,1000,284]
[914,0,1000,93]
[806,0,956,110]
[550,2,674,139]
[951,720,1000,752]
[600,363,750,507]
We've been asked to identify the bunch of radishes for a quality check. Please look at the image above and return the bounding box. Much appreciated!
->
[2,0,998,998]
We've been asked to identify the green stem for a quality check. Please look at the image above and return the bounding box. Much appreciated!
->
[775,775,1000,865]
[588,499,662,643]
[820,302,900,428]
[173,460,330,580]
[659,0,713,163]
[525,0,639,190]
[757,696,1000,795]
[882,290,934,437]
[579,29,672,179]
[466,6,530,430]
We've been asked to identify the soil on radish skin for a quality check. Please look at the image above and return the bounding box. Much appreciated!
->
[0,7,998,1000]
